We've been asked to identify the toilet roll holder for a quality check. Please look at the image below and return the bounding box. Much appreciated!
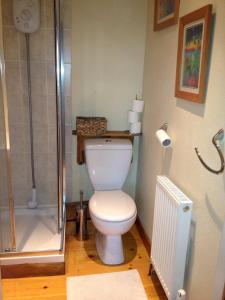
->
[160,123,168,131]
[156,123,171,148]
[195,129,225,175]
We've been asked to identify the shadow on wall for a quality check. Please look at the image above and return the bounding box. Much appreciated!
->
[205,194,223,231]
[184,191,225,299]
[204,195,225,299]
[184,219,197,296]
[176,99,205,117]
[184,194,224,294]
[161,147,173,175]
[213,220,225,300]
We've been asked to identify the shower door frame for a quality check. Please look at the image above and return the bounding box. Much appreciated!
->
[0,0,66,255]
[55,0,66,237]
[0,23,16,252]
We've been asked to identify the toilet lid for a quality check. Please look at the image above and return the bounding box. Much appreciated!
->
[89,190,137,222]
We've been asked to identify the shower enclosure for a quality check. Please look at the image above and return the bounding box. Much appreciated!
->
[0,0,69,266]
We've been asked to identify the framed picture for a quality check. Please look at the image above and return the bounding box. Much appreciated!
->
[154,0,180,31]
[175,5,212,103]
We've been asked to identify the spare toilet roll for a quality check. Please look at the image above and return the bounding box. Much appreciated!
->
[130,122,141,134]
[132,99,144,113]
[128,110,140,123]
[155,129,172,148]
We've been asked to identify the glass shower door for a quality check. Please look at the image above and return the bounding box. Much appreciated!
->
[0,0,16,252]
[0,91,15,252]
[0,47,16,252]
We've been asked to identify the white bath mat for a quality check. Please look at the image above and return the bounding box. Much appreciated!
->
[67,269,148,300]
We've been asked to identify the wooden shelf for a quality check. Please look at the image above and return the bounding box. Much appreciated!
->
[72,130,142,137]
[72,130,142,164]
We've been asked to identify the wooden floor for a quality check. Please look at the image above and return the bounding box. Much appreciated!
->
[2,221,167,300]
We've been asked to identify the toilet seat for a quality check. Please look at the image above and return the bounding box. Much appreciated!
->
[89,190,136,222]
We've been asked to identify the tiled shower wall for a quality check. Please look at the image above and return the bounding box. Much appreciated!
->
[0,0,6,207]
[1,0,72,207]
[0,86,7,208]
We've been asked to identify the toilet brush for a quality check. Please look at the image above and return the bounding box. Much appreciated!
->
[76,190,88,241]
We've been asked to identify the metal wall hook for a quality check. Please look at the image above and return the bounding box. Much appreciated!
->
[195,129,225,175]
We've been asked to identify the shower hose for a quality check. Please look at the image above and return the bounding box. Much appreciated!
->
[25,33,36,190]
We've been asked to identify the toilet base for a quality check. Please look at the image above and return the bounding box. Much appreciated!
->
[96,231,124,265]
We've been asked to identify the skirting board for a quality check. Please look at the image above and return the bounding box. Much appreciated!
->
[135,216,151,255]
[1,262,65,279]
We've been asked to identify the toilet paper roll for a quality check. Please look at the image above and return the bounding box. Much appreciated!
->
[130,122,141,134]
[132,99,144,113]
[128,110,140,123]
[156,129,172,148]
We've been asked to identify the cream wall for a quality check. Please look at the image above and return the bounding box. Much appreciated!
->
[136,1,225,299]
[71,0,148,201]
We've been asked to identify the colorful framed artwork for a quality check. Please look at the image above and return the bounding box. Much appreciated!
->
[154,0,180,31]
[175,5,212,103]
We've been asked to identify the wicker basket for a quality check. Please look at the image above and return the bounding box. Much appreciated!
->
[76,116,107,135]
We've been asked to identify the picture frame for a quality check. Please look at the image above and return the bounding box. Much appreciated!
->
[175,5,212,103]
[154,0,180,31]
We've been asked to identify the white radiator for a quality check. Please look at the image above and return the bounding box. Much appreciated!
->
[151,176,192,300]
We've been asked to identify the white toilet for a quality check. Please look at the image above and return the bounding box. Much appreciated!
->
[85,138,137,265]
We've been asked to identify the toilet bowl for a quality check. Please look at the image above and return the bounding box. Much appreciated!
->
[89,190,137,265]
[85,138,137,265]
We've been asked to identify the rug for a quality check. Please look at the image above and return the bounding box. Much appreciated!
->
[67,269,148,300]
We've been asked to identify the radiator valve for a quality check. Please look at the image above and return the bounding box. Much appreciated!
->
[176,289,186,300]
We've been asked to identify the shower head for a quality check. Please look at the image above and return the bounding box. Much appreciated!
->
[13,0,40,34]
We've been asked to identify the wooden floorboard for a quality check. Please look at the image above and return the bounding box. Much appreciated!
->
[2,221,167,300]
[1,262,65,279]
